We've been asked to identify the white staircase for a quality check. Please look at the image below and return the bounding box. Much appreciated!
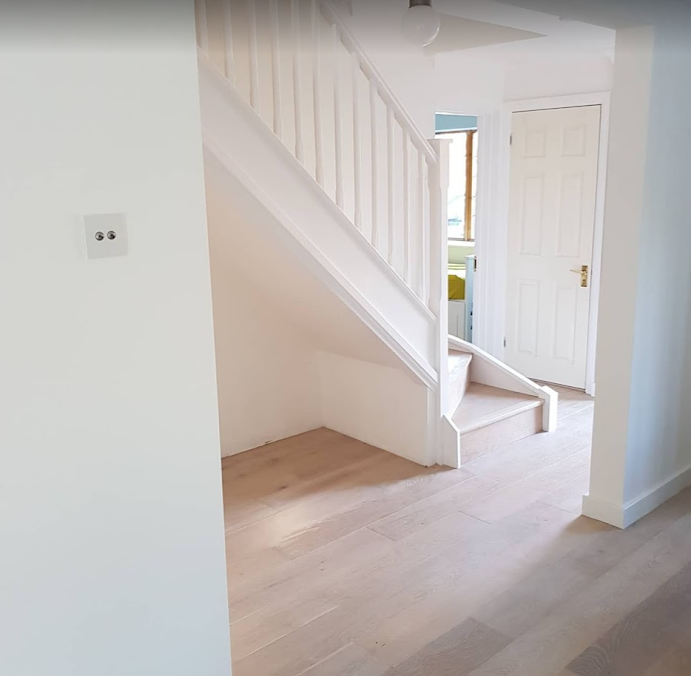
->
[447,337,558,465]
[195,0,556,468]
[453,384,543,462]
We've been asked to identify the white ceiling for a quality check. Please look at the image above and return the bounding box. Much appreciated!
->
[486,0,677,29]
[426,14,544,56]
[348,0,615,68]
[426,0,615,65]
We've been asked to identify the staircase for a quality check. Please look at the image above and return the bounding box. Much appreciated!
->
[195,0,556,468]
[447,337,557,465]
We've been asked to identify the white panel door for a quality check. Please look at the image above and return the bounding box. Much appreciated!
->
[506,106,601,388]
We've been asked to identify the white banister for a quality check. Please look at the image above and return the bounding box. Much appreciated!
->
[370,80,379,250]
[292,0,305,163]
[318,0,437,165]
[196,0,445,318]
[403,130,411,284]
[270,0,283,139]
[352,53,362,231]
[332,24,344,210]
[247,0,260,112]
[428,140,450,315]
[418,150,427,299]
[387,106,395,266]
[429,139,451,421]
[312,0,324,186]
[221,0,235,83]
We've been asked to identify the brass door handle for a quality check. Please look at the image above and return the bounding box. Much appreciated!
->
[570,265,589,288]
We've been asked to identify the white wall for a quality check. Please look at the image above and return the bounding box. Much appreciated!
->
[318,353,431,465]
[343,0,614,125]
[586,14,691,527]
[584,26,654,525]
[0,4,232,676]
[433,52,613,121]
[504,55,613,102]
[205,149,433,465]
[209,247,434,465]
[209,239,322,458]
[434,56,506,115]
[625,17,691,503]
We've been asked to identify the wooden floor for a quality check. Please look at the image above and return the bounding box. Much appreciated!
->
[222,387,691,676]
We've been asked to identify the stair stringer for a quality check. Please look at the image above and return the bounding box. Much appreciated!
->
[199,56,439,391]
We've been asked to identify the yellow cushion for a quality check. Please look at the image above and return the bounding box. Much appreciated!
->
[448,274,466,300]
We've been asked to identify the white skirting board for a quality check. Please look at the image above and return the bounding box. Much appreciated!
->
[583,462,691,529]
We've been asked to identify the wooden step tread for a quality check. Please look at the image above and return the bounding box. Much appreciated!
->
[452,383,542,435]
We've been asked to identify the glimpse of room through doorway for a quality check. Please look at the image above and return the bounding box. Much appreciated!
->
[436,112,478,345]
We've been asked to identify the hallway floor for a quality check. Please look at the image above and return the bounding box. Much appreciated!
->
[222,388,691,676]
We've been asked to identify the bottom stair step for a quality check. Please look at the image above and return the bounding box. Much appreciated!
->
[452,383,543,462]
[448,350,473,412]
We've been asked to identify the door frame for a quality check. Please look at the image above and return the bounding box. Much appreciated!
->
[474,92,611,396]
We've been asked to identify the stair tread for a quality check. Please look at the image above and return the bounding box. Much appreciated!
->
[452,383,542,435]
[448,350,473,380]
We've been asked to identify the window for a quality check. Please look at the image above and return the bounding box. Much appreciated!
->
[436,129,478,242]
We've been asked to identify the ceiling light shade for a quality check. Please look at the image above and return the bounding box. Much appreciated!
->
[401,0,441,47]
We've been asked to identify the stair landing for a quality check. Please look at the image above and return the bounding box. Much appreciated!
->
[452,383,543,462]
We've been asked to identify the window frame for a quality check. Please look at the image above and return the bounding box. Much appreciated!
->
[436,128,477,243]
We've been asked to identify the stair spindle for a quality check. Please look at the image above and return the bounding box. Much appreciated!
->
[247,0,260,112]
[403,129,411,284]
[352,53,362,231]
[387,106,395,266]
[333,24,344,210]
[221,0,235,83]
[270,0,283,138]
[370,80,379,250]
[312,0,324,186]
[195,0,209,52]
[418,150,426,298]
[292,0,305,163]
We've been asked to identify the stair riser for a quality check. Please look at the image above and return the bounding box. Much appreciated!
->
[460,406,543,463]
[449,364,471,413]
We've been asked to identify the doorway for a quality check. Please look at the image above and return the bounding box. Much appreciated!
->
[436,112,479,344]
[504,103,606,391]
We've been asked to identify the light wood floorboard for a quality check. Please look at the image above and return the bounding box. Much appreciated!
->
[223,388,691,676]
